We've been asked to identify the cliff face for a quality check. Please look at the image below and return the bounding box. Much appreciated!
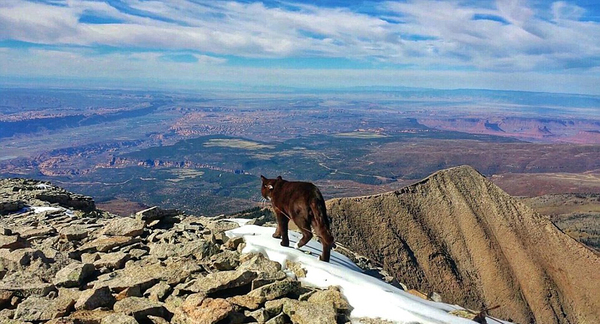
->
[327,165,600,324]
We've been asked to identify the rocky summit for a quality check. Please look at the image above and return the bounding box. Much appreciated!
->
[0,178,358,324]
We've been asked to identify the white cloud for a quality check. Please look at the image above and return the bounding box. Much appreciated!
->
[0,0,599,94]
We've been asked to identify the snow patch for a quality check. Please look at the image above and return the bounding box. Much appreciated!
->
[226,224,511,324]
[31,206,63,213]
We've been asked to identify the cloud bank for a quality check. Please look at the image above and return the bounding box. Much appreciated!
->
[0,0,599,94]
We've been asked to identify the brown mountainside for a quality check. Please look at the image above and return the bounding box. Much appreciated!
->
[327,165,600,324]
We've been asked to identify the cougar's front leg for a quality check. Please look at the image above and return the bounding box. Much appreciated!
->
[272,210,284,238]
[277,211,290,247]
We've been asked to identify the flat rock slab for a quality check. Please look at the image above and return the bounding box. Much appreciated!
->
[0,271,55,297]
[19,227,56,239]
[14,295,76,321]
[103,218,145,237]
[93,259,202,293]
[79,236,138,253]
[59,226,89,241]
[135,207,179,223]
[180,270,257,294]
[94,252,129,270]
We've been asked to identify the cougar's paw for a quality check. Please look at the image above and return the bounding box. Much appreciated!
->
[280,240,289,247]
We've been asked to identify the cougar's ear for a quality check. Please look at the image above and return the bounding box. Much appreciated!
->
[260,175,266,181]
[277,175,282,180]
[268,184,274,190]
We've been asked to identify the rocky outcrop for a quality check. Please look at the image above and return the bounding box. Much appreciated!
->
[0,179,355,324]
[327,165,600,324]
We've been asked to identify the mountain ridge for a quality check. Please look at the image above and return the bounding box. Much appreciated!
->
[327,165,600,324]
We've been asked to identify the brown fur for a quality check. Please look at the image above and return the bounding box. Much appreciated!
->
[260,175,334,262]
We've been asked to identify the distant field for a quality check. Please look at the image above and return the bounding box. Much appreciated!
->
[334,132,387,139]
[204,139,275,150]
[523,194,600,251]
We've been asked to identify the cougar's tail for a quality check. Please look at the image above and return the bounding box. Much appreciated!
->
[310,188,334,247]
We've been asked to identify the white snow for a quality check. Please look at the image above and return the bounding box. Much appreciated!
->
[226,223,512,324]
[35,183,52,190]
[30,206,63,213]
[17,206,74,216]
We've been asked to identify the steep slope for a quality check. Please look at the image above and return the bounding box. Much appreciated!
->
[327,165,600,324]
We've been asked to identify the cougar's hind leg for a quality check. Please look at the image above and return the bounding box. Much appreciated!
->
[315,225,334,262]
[294,217,313,249]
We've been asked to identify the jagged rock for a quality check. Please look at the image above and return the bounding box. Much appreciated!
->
[308,286,352,316]
[54,262,95,288]
[430,292,443,302]
[145,281,172,302]
[180,270,256,295]
[209,250,240,271]
[148,240,218,260]
[173,296,234,324]
[59,226,89,241]
[103,218,145,237]
[94,252,129,270]
[238,253,283,280]
[224,236,244,251]
[135,207,179,223]
[285,260,307,278]
[75,286,115,310]
[81,253,100,264]
[113,297,169,322]
[206,221,239,243]
[100,313,139,324]
[281,298,337,324]
[78,236,139,253]
[0,234,28,250]
[14,295,76,321]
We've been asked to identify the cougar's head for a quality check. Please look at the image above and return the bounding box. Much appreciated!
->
[260,175,282,200]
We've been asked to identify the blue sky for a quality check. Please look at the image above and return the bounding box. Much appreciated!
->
[1,0,600,94]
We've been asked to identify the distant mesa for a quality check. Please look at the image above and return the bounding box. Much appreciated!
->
[328,165,600,324]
